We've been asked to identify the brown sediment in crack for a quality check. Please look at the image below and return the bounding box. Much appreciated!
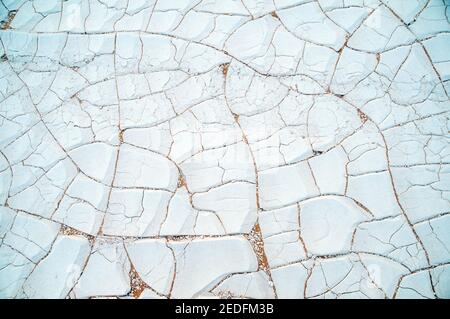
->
[129,264,149,299]
[215,290,239,299]
[165,242,178,299]
[97,146,120,237]
[244,223,270,272]
[270,11,279,19]
[59,225,95,245]
[177,174,187,188]
[220,63,230,77]
[353,199,373,216]
[124,245,167,299]
[340,96,434,265]
[1,11,16,30]
[357,109,368,124]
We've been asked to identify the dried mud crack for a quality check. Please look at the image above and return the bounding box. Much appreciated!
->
[0,0,449,299]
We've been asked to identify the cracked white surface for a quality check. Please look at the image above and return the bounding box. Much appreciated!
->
[0,0,449,299]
